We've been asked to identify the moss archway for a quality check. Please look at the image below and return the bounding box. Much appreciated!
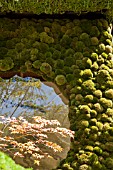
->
[0,16,113,170]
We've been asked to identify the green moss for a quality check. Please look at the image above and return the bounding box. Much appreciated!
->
[105,142,113,152]
[90,26,100,37]
[98,43,105,53]
[82,69,93,79]
[15,43,25,52]
[93,103,103,113]
[54,59,64,68]
[93,90,102,98]
[84,58,92,68]
[90,53,98,61]
[106,108,113,116]
[101,52,108,59]
[89,118,97,125]
[0,57,14,71]
[64,57,75,66]
[91,126,99,133]
[96,69,110,83]
[39,32,54,44]
[90,110,97,117]
[25,61,32,71]
[40,62,52,74]
[66,74,75,82]
[96,122,103,131]
[60,34,71,47]
[73,53,83,62]
[103,122,110,131]
[99,98,112,109]
[82,80,95,92]
[81,120,89,128]
[32,60,41,69]
[91,62,99,71]
[85,146,93,152]
[103,31,112,40]
[105,89,113,99]
[105,45,112,54]
[84,128,91,135]
[55,75,67,86]
[105,158,113,169]
[79,105,90,114]
[85,95,94,102]
[38,43,49,53]
[80,33,91,46]
[75,41,85,52]
[75,94,83,101]
[65,48,75,57]
[20,65,27,73]
[91,37,99,46]
[52,50,61,59]
[79,164,92,170]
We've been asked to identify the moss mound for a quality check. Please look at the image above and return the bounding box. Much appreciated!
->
[0,17,113,170]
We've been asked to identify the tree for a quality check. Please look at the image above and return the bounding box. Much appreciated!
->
[0,75,74,169]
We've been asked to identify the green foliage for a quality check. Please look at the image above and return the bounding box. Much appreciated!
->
[0,152,32,170]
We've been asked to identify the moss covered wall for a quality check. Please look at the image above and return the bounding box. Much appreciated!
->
[0,17,113,170]
[0,0,113,20]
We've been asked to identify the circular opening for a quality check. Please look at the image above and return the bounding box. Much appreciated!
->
[0,75,71,170]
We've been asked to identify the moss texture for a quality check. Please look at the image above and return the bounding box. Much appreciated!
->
[0,1,113,20]
[0,18,113,170]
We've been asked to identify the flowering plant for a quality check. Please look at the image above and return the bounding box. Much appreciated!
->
[0,115,74,167]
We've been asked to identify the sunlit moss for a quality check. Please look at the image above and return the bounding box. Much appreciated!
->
[82,80,95,92]
[82,69,93,79]
[99,98,112,109]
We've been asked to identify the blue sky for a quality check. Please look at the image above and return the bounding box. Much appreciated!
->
[0,75,66,118]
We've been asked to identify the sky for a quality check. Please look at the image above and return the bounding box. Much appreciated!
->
[0,75,67,118]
